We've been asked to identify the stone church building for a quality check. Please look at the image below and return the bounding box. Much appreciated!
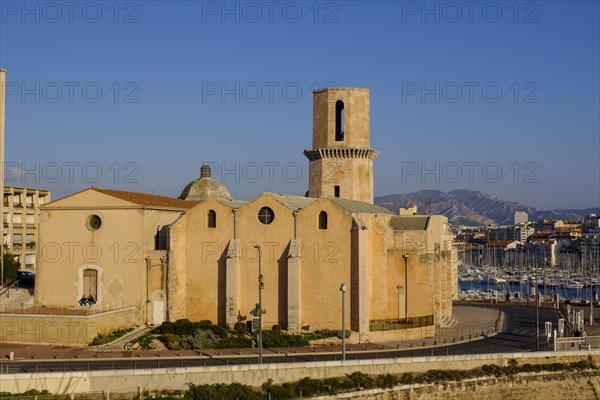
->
[34,88,457,342]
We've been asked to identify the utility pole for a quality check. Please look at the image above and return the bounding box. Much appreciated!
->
[0,69,6,287]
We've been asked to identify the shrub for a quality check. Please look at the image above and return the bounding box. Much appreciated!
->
[271,325,282,335]
[0,389,51,398]
[376,373,399,388]
[210,324,228,338]
[234,322,248,337]
[133,332,156,350]
[154,321,176,334]
[261,331,310,348]
[160,333,181,350]
[174,319,195,336]
[346,372,375,389]
[214,335,253,349]
[295,377,326,397]
[184,383,262,400]
[89,334,110,346]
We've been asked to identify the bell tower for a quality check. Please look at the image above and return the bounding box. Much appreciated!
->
[303,88,379,204]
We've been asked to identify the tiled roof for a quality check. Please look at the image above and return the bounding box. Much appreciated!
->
[91,188,195,209]
[389,216,429,231]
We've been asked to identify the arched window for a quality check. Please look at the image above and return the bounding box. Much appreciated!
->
[319,211,328,230]
[335,100,344,141]
[208,210,216,228]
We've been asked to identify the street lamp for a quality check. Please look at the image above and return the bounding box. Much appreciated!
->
[403,254,409,323]
[535,262,539,351]
[339,283,346,361]
[254,244,263,364]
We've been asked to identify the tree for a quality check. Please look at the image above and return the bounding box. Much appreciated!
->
[1,252,19,285]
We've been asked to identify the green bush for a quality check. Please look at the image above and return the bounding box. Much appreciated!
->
[376,373,399,388]
[210,324,228,338]
[0,253,19,286]
[184,383,262,400]
[261,330,310,348]
[174,319,195,336]
[154,321,176,334]
[132,332,156,350]
[0,389,51,398]
[89,334,110,346]
[89,326,135,346]
[234,322,248,337]
[194,320,214,331]
[295,377,326,397]
[271,324,282,335]
[346,372,376,389]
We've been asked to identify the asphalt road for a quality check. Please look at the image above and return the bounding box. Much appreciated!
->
[0,304,561,374]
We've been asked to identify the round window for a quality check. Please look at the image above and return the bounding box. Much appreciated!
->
[258,207,275,225]
[87,214,102,231]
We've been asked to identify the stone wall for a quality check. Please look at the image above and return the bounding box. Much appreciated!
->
[1,350,597,395]
[0,307,139,345]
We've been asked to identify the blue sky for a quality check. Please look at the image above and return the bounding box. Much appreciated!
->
[1,0,598,210]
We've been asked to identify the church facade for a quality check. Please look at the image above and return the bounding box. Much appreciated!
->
[34,88,457,342]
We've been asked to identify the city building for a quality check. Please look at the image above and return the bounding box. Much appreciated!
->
[514,211,528,225]
[514,224,535,243]
[33,88,457,342]
[581,214,600,269]
[2,186,51,271]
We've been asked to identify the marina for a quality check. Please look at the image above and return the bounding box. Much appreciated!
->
[458,264,599,304]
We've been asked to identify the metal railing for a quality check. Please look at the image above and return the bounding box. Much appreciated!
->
[554,335,600,350]
[0,278,19,298]
[370,315,434,331]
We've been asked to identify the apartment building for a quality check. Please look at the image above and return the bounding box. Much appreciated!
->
[2,186,51,271]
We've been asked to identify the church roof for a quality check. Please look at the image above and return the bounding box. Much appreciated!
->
[265,193,394,215]
[267,193,317,210]
[389,215,430,231]
[179,164,234,203]
[328,197,394,215]
[91,188,195,209]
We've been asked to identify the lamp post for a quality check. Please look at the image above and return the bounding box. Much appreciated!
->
[589,263,594,327]
[403,254,409,323]
[339,283,346,361]
[535,262,539,351]
[396,284,401,319]
[254,244,263,364]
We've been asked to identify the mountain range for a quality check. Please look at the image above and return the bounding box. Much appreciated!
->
[374,190,599,226]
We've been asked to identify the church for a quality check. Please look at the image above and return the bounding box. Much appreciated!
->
[34,88,457,342]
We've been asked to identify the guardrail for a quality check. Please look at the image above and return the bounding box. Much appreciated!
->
[554,335,600,351]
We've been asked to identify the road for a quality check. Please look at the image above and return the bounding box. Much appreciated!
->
[0,304,561,374]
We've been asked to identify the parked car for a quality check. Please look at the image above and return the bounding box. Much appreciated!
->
[17,271,35,285]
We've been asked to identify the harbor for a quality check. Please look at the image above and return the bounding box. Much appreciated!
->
[458,265,599,304]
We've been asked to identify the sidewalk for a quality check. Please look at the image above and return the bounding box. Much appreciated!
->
[0,306,501,361]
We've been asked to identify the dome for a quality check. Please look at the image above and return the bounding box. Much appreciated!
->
[179,164,233,202]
